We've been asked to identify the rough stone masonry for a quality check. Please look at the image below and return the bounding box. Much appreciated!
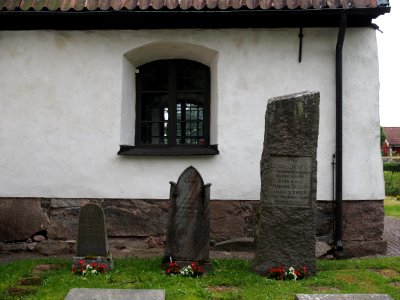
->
[253,91,320,275]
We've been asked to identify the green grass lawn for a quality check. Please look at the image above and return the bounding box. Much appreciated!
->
[385,197,400,218]
[384,171,400,196]
[1,257,400,300]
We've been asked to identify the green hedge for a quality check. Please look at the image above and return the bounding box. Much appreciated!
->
[383,162,400,173]
[384,171,400,196]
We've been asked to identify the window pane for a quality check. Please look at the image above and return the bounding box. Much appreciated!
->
[199,108,203,121]
[177,61,208,91]
[141,93,168,122]
[177,92,205,107]
[176,92,205,145]
[141,62,168,91]
[140,122,168,145]
[140,93,168,145]
[177,103,182,121]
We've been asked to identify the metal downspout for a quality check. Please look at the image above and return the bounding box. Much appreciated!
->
[335,13,347,252]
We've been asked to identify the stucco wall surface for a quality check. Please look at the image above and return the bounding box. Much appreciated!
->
[0,28,384,201]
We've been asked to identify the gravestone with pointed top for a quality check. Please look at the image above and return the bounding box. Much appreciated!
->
[253,91,320,276]
[163,166,211,271]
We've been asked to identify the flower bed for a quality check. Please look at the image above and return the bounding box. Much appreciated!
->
[72,260,107,276]
[71,255,113,275]
[165,259,204,277]
[265,265,308,281]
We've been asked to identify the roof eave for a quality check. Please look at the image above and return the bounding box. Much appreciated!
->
[0,6,391,30]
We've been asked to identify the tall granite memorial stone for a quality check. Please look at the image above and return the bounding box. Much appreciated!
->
[253,91,320,276]
[72,203,113,271]
[163,166,211,271]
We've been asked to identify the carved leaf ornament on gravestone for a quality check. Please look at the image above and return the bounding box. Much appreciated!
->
[164,166,211,269]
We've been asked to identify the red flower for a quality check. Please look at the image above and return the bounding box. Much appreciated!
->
[78,260,84,265]
[71,267,76,273]
[92,262,97,268]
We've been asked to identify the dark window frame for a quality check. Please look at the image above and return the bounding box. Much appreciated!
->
[118,59,218,156]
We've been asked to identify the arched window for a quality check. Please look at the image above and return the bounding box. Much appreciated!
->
[129,59,217,155]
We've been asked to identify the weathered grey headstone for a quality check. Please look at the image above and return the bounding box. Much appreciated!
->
[296,295,393,300]
[163,166,211,271]
[64,288,165,300]
[77,203,108,256]
[253,91,320,276]
[73,203,113,271]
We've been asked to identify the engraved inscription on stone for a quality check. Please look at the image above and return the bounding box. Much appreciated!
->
[254,91,319,276]
[175,178,200,219]
[176,202,197,218]
[164,166,211,264]
[77,203,108,256]
[268,156,312,207]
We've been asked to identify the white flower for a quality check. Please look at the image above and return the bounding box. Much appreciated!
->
[285,267,297,280]
[180,265,194,276]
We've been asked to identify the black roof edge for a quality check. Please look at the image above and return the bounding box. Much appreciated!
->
[0,6,391,30]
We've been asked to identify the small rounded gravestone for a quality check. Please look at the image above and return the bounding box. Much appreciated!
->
[72,203,113,271]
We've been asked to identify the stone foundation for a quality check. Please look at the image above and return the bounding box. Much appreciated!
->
[0,198,386,258]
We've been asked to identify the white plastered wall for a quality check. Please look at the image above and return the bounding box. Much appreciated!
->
[0,28,384,201]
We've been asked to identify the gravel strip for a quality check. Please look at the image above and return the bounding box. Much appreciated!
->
[383,216,400,256]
